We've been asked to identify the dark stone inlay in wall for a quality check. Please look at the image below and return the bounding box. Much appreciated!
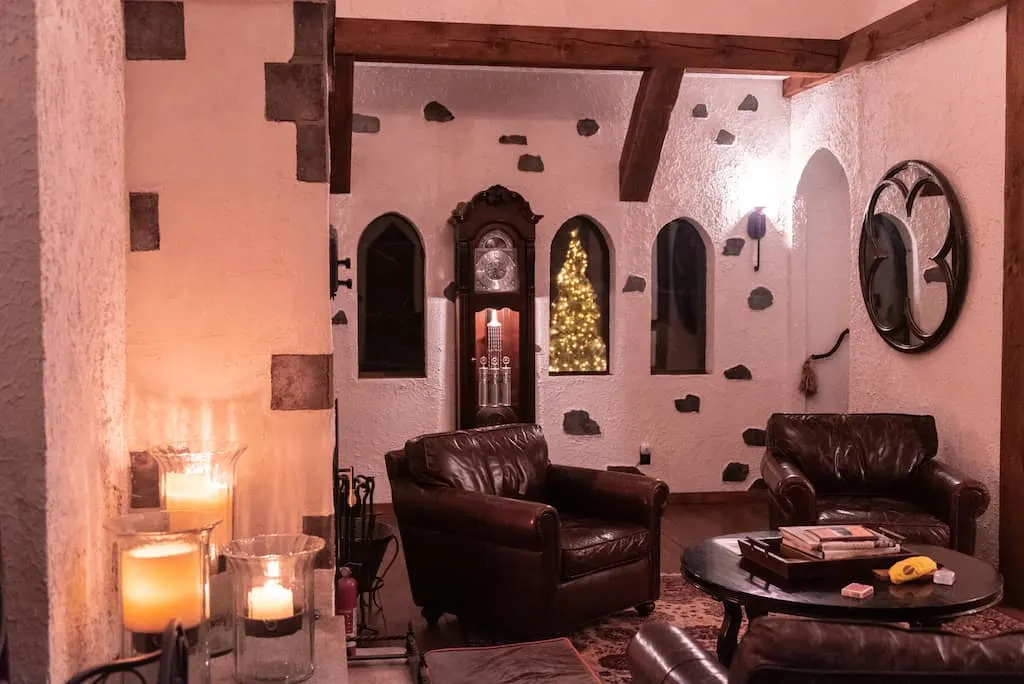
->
[124,1,186,61]
[130,192,160,252]
[271,354,333,411]
[499,134,528,145]
[716,130,736,146]
[692,104,709,118]
[723,238,745,256]
[738,94,759,112]
[292,2,328,61]
[535,344,542,353]
[623,275,647,293]
[563,410,601,436]
[130,451,160,508]
[353,113,381,134]
[332,310,348,325]
[748,287,774,311]
[265,62,325,123]
[443,281,457,302]
[296,123,327,182]
[577,119,600,137]
[675,395,701,413]
[722,462,750,482]
[743,428,767,447]
[424,101,454,122]
[518,154,544,172]
[724,364,752,380]
[748,477,768,491]
[924,266,948,283]
[302,514,335,569]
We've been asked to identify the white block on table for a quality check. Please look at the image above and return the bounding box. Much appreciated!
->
[933,568,956,585]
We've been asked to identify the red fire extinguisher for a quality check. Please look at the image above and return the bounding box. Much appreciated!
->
[336,566,359,656]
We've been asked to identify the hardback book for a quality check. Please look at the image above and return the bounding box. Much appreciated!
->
[779,525,899,560]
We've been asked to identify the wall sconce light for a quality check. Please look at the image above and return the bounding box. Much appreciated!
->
[747,208,766,272]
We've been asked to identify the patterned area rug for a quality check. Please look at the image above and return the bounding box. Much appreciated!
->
[568,574,1024,684]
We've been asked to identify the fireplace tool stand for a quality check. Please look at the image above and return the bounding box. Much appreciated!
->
[332,402,422,681]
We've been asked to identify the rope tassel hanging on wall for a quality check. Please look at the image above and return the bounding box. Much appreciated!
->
[800,328,850,397]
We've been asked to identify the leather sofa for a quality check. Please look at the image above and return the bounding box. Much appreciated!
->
[385,424,669,638]
[628,618,1024,683]
[762,413,989,554]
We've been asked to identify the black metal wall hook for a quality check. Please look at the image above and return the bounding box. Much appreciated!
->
[330,226,353,298]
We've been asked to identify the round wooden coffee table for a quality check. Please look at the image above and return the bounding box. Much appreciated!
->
[682,532,1003,667]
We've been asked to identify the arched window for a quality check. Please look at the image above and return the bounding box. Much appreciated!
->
[651,219,707,374]
[549,216,610,375]
[357,214,425,377]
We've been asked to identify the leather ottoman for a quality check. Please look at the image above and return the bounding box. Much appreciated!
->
[424,638,599,684]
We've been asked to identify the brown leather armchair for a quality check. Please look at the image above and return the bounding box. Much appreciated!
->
[385,424,669,638]
[628,619,1024,683]
[762,413,989,554]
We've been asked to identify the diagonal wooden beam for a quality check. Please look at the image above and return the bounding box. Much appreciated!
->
[619,68,684,202]
[329,54,354,194]
[1001,0,1024,607]
[784,0,1007,97]
[335,18,840,75]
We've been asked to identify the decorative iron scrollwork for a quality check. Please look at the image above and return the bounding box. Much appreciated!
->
[65,621,188,684]
[858,160,969,353]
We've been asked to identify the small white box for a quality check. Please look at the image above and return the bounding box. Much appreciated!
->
[933,568,956,585]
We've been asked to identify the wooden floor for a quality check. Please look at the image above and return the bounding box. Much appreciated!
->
[358,500,769,649]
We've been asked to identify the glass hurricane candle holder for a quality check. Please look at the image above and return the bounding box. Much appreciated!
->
[148,440,247,656]
[223,534,326,683]
[109,510,220,684]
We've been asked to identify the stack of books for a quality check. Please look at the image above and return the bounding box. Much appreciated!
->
[779,525,901,560]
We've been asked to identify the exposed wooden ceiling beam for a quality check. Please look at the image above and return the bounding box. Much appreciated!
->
[334,18,840,75]
[329,55,354,194]
[619,68,684,202]
[783,0,1007,97]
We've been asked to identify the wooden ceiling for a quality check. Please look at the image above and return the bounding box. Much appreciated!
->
[330,0,1006,200]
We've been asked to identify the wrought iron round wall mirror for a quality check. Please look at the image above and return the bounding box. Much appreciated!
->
[858,160,968,353]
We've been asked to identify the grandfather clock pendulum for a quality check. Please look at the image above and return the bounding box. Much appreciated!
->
[449,185,540,429]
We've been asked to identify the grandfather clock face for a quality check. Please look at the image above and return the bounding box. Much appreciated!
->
[474,228,520,294]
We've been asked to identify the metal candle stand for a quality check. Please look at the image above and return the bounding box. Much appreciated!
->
[332,401,420,681]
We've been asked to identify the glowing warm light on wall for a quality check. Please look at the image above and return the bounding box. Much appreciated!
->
[740,158,783,214]
[549,228,608,373]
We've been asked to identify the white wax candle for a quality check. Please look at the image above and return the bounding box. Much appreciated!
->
[121,541,203,633]
[164,472,231,548]
[248,581,294,621]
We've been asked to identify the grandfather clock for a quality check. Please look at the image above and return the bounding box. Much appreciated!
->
[450,185,540,429]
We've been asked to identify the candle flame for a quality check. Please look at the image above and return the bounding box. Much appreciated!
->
[267,559,281,579]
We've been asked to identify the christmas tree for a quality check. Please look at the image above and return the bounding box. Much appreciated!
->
[550,228,608,373]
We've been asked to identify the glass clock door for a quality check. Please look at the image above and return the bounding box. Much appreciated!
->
[473,307,520,424]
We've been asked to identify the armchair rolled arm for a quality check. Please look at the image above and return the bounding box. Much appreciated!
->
[546,464,668,528]
[394,483,559,551]
[916,460,990,526]
[761,452,816,523]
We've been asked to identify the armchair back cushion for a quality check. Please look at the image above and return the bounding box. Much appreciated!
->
[404,423,549,500]
[766,414,938,494]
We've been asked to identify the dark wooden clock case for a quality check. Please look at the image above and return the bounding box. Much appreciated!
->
[450,185,540,429]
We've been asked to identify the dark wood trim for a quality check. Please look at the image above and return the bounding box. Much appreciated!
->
[1000,0,1024,607]
[329,54,353,194]
[669,490,769,505]
[784,0,1007,97]
[619,68,684,202]
[334,18,840,74]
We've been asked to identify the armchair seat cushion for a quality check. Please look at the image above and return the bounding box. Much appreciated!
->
[560,515,650,580]
[817,496,950,547]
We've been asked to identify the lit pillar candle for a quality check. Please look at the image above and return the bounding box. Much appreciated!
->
[121,541,203,633]
[164,472,231,549]
[248,581,294,620]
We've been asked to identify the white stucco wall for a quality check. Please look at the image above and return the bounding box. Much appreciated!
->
[126,1,334,537]
[790,9,1006,561]
[332,68,803,500]
[0,0,127,680]
[336,0,915,39]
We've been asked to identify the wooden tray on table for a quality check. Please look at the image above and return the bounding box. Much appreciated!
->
[737,535,911,583]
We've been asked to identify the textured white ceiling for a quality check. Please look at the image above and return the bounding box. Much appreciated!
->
[335,0,918,39]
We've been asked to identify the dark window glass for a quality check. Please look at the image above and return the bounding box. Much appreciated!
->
[357,214,425,377]
[651,219,707,374]
[866,213,911,346]
[549,217,611,375]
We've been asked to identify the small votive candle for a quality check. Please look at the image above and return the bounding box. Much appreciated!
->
[121,540,203,633]
[248,582,294,621]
